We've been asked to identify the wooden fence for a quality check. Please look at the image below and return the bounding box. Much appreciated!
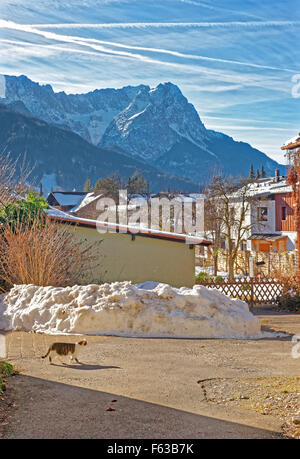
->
[196,278,283,307]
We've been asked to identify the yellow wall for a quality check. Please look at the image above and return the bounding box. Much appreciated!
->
[63,225,196,288]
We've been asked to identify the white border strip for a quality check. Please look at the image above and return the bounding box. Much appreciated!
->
[0,332,6,358]
[0,75,6,99]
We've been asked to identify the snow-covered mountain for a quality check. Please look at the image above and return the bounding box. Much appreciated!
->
[1,74,146,145]
[0,102,199,193]
[0,75,284,183]
[100,82,284,181]
[101,82,209,162]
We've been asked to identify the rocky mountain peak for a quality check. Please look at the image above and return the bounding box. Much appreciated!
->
[0,74,284,184]
[101,82,207,161]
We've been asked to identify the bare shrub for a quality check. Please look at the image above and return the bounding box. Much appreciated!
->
[0,152,32,205]
[272,268,300,311]
[0,221,98,290]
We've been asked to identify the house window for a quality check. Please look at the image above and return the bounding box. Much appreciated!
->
[281,207,287,221]
[258,207,268,222]
[240,240,247,251]
[198,246,205,256]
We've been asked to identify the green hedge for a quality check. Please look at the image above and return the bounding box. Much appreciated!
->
[0,361,15,392]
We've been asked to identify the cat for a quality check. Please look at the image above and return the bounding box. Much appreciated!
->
[42,340,87,364]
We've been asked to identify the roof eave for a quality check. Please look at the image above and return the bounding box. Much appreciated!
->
[47,215,212,246]
[281,141,300,150]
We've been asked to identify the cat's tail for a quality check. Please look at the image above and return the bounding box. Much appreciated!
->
[41,348,51,359]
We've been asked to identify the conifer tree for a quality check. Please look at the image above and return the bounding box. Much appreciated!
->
[94,175,123,200]
[83,177,92,192]
[249,164,254,180]
[127,173,149,195]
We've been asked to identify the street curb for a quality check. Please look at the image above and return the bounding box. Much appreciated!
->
[0,331,7,359]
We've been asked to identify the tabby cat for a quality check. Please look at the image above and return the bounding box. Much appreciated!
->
[42,340,87,364]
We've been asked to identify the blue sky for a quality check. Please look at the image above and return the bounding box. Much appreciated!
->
[0,0,299,163]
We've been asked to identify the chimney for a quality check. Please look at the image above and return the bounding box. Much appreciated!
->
[274,169,280,183]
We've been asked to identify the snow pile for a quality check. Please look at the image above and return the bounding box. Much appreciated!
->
[0,282,262,339]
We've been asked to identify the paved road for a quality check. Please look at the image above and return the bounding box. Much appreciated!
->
[2,312,299,439]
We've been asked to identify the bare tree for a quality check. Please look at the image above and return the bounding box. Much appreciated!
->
[0,151,32,205]
[203,189,224,276]
[205,175,261,281]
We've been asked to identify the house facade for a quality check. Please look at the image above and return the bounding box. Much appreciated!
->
[214,171,297,254]
[248,175,296,252]
[46,209,211,288]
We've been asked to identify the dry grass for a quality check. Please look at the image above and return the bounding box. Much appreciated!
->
[0,221,98,290]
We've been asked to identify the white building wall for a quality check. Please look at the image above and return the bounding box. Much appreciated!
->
[281,231,297,251]
[251,200,277,235]
[230,199,277,250]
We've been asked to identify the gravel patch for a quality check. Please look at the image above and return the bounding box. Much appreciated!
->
[199,376,300,439]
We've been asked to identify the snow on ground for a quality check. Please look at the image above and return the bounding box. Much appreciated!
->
[196,267,230,278]
[0,282,263,339]
[195,267,247,280]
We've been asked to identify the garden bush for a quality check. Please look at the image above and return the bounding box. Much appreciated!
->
[195,271,210,283]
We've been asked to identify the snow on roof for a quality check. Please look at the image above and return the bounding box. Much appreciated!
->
[284,134,300,147]
[45,207,210,245]
[240,178,291,197]
[51,192,87,207]
[71,192,100,212]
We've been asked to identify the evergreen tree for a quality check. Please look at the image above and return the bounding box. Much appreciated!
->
[83,177,92,192]
[256,169,260,180]
[93,173,149,200]
[127,173,149,195]
[261,165,266,178]
[94,174,125,201]
[249,164,254,180]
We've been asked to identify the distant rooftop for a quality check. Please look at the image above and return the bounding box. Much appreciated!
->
[46,191,87,208]
[281,133,300,150]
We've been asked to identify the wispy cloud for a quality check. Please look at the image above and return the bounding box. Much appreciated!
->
[177,0,263,20]
[1,27,295,73]
[0,1,298,162]
[0,20,294,95]
[208,125,294,131]
[203,115,299,126]
[32,20,300,29]
[53,36,296,73]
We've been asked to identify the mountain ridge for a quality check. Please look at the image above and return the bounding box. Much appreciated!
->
[0,102,200,194]
[0,74,285,186]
